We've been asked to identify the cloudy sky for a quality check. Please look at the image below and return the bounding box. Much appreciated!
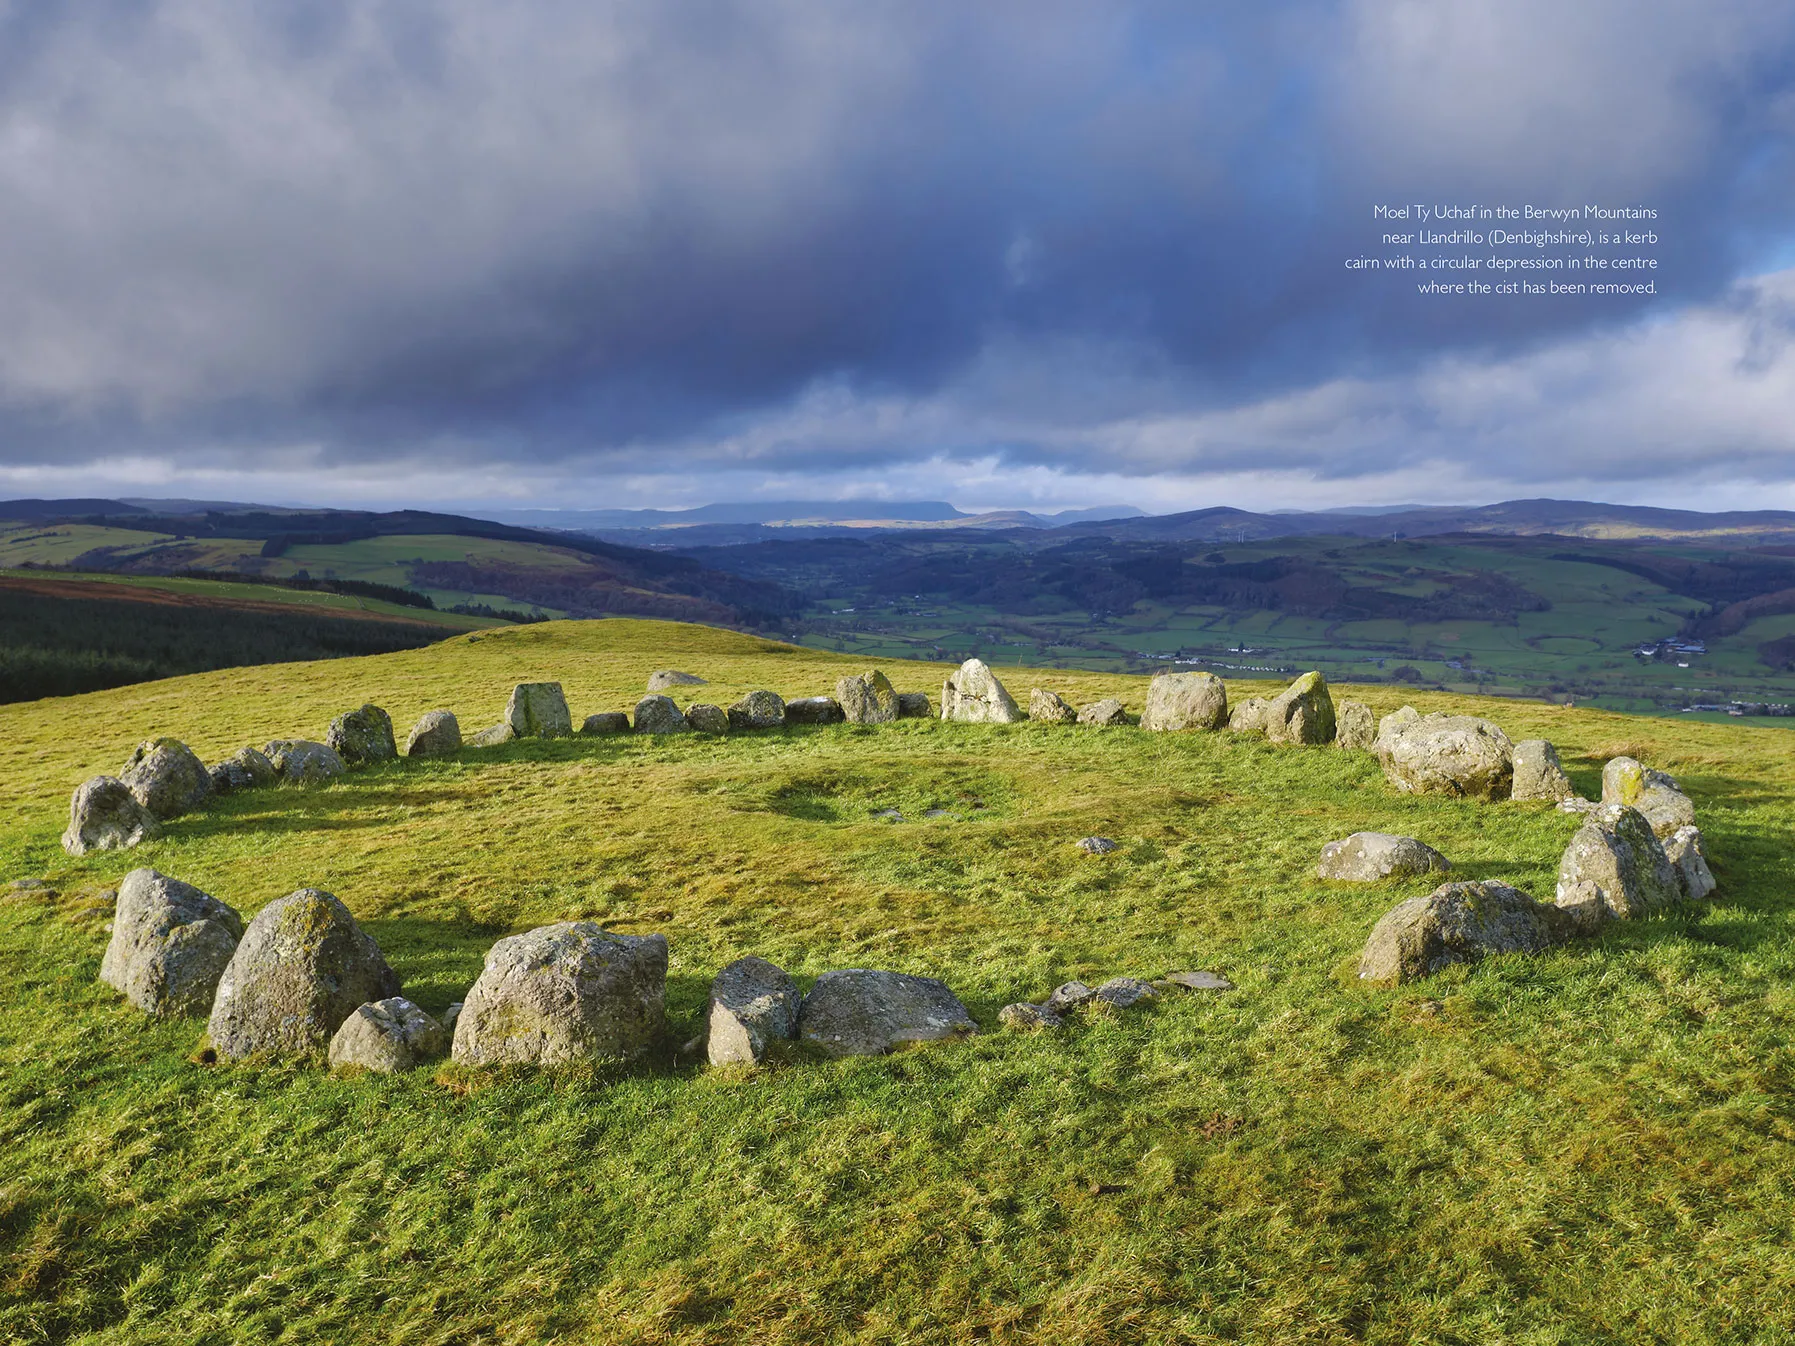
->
[1,1,1793,514]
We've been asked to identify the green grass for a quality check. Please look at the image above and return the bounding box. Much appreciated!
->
[4,620,1795,1342]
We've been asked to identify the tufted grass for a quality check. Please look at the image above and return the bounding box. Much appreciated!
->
[2,618,1794,1344]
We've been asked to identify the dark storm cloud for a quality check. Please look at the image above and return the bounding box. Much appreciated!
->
[0,0,1791,494]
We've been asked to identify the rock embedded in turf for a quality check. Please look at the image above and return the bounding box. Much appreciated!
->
[1029,688,1078,723]
[1163,970,1234,991]
[999,1003,1062,1031]
[404,710,462,757]
[1663,826,1717,901]
[1042,981,1095,1015]
[1228,697,1271,735]
[1077,836,1118,854]
[940,658,1024,724]
[1140,670,1228,732]
[100,868,243,1018]
[326,703,397,766]
[1358,881,1571,985]
[207,888,401,1059]
[1093,977,1157,1009]
[836,670,899,724]
[1600,757,1696,838]
[633,694,689,734]
[784,696,845,725]
[706,956,800,1066]
[685,703,729,734]
[505,682,573,738]
[1263,671,1336,746]
[452,922,668,1066]
[1316,832,1450,883]
[727,690,787,730]
[1555,803,1683,922]
[466,722,516,747]
[1335,700,1375,751]
[1511,739,1576,801]
[797,969,977,1058]
[1375,713,1514,799]
[209,746,278,794]
[580,711,631,735]
[1077,698,1129,727]
[120,738,212,819]
[896,691,932,719]
[646,669,707,692]
[263,739,348,785]
[328,997,446,1073]
[63,776,163,856]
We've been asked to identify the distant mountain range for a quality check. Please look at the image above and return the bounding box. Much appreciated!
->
[469,501,1148,532]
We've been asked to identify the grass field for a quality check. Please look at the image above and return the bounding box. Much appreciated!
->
[4,620,1794,1343]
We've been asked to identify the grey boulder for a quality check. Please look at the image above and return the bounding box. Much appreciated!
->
[647,669,707,692]
[206,888,401,1059]
[100,868,243,1017]
[896,691,932,719]
[685,703,729,734]
[466,723,516,747]
[1375,713,1514,799]
[1663,826,1717,901]
[1228,697,1271,735]
[120,738,212,819]
[784,696,845,725]
[1601,757,1695,838]
[451,922,668,1066]
[1140,671,1228,732]
[837,670,899,724]
[404,710,462,757]
[1335,700,1375,751]
[797,969,976,1058]
[940,659,1024,724]
[706,956,800,1066]
[1077,698,1129,727]
[505,682,572,738]
[633,695,689,734]
[1029,688,1078,723]
[325,704,397,766]
[63,776,163,856]
[1374,706,1421,749]
[1263,671,1336,745]
[727,690,787,730]
[1554,803,1682,924]
[1316,832,1450,883]
[1092,976,1156,1009]
[263,739,347,786]
[1359,881,1569,985]
[1042,981,1096,1014]
[580,711,632,735]
[328,997,447,1073]
[209,746,277,794]
[1511,739,1576,801]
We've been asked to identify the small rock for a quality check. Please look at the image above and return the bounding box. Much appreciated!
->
[1316,832,1450,883]
[1140,671,1228,732]
[647,669,707,692]
[939,658,1024,724]
[1076,698,1129,727]
[209,746,278,794]
[633,695,689,734]
[404,710,462,757]
[784,696,845,725]
[706,956,800,1066]
[837,670,899,724]
[871,807,904,822]
[1163,970,1234,991]
[63,776,163,856]
[1263,671,1336,745]
[797,969,977,1058]
[1042,981,1095,1015]
[328,997,446,1073]
[1359,880,1571,985]
[505,682,572,738]
[466,723,516,748]
[896,692,931,719]
[1601,757,1695,838]
[1228,697,1271,735]
[120,738,212,819]
[1092,976,1156,1009]
[6,878,55,895]
[100,868,243,1018]
[1077,836,1118,854]
[580,711,631,735]
[262,740,348,786]
[325,704,397,766]
[1029,688,1078,723]
[922,808,956,820]
[1663,825,1717,901]
[1511,739,1576,802]
[1335,699,1375,751]
[684,703,729,734]
[998,1003,1062,1031]
[727,690,787,730]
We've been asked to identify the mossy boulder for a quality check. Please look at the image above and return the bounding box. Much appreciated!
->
[686,703,729,734]
[326,703,397,766]
[1600,757,1695,837]
[1554,803,1682,924]
[1141,671,1228,732]
[1335,700,1375,751]
[727,690,787,730]
[263,739,347,786]
[1375,713,1513,799]
[1264,671,1336,745]
[1359,881,1570,985]
[209,746,277,794]
[785,696,845,725]
[1077,698,1129,727]
[1228,697,1271,735]
[706,956,800,1067]
[100,868,243,1018]
[404,710,462,757]
[1317,833,1450,883]
[633,694,689,735]
[120,738,212,819]
[1511,739,1576,801]
[63,776,162,856]
[1029,688,1077,723]
[329,997,447,1073]
[505,682,572,738]
[837,670,899,724]
[798,969,976,1058]
[580,711,631,735]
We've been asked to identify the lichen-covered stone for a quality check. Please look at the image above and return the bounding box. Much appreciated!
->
[467,722,516,747]
[1264,671,1336,745]
[1228,697,1271,735]
[1316,833,1450,883]
[1077,698,1129,727]
[120,738,212,819]
[63,776,162,856]
[647,669,707,692]
[633,695,689,734]
[706,956,800,1066]
[1163,970,1234,991]
[326,704,397,766]
[1042,982,1095,1014]
[1600,757,1695,837]
[1335,700,1375,751]
[1092,976,1156,1009]
[1663,825,1717,901]
[784,696,845,725]
[685,703,729,734]
[1375,713,1514,799]
[940,659,1024,724]
[727,690,787,730]
[1375,706,1421,749]
[263,739,347,786]
[1077,836,1118,854]
[896,691,931,719]
[209,746,277,795]
[1359,881,1569,985]
[1554,803,1682,921]
[404,710,462,757]
[505,682,572,738]
[100,868,243,1017]
[206,889,401,1059]
[580,711,631,735]
[451,922,668,1066]
[1141,671,1228,732]
[797,969,976,1058]
[1029,688,1078,723]
[837,670,899,724]
[328,997,446,1073]
[998,1002,1062,1030]
[1512,739,1576,801]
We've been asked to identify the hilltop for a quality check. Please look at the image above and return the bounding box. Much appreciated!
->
[4,619,1793,1342]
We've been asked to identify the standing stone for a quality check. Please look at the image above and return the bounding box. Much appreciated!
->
[706,956,800,1066]
[798,969,977,1058]
[939,659,1024,724]
[580,712,631,735]
[63,776,163,856]
[1316,833,1450,883]
[647,670,707,692]
[1663,826,1717,901]
[633,695,689,734]
[263,740,348,785]
[785,696,845,725]
[1077,698,1129,727]
[505,683,572,738]
[1511,739,1575,801]
[1358,881,1570,985]
[326,704,397,766]
[466,723,516,748]
[206,889,401,1059]
[685,703,729,734]
[896,692,932,719]
[1336,700,1375,751]
[1264,671,1336,745]
[209,746,277,795]
[1029,688,1078,723]
[1228,697,1271,735]
[404,710,462,757]
[100,869,243,1018]
[1554,803,1682,924]
[1375,714,1514,799]
[1141,671,1229,732]
[727,690,787,730]
[451,922,668,1066]
[837,670,899,724]
[120,738,212,819]
[1600,757,1696,838]
[328,997,447,1073]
